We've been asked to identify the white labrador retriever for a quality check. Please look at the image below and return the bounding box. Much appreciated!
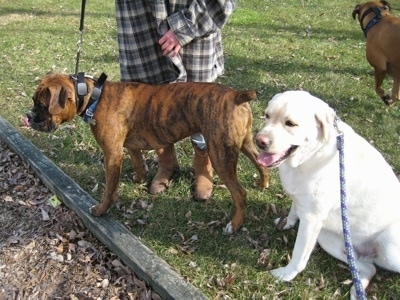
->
[256,91,400,298]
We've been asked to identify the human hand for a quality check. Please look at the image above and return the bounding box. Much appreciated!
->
[158,29,181,57]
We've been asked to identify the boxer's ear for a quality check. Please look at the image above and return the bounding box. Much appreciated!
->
[352,4,361,20]
[48,85,68,115]
[381,0,391,11]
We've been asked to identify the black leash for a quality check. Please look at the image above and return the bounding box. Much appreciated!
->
[72,0,107,125]
[74,0,88,109]
[75,0,87,75]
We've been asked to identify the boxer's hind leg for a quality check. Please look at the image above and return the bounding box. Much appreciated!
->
[372,66,390,105]
[390,75,400,106]
[207,142,246,233]
[127,148,147,183]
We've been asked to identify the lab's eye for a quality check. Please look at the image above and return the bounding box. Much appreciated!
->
[264,113,270,119]
[285,119,297,127]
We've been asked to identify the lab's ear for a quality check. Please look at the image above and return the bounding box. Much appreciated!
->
[315,104,335,142]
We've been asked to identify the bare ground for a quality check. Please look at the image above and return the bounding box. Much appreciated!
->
[0,141,161,300]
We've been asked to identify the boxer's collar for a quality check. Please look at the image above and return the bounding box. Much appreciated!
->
[70,72,93,115]
[69,72,108,125]
[359,6,390,37]
[83,72,108,125]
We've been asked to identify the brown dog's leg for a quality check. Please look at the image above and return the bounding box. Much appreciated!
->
[208,145,246,233]
[193,146,213,201]
[149,145,179,194]
[90,149,124,216]
[374,68,391,105]
[127,149,146,183]
[391,76,400,106]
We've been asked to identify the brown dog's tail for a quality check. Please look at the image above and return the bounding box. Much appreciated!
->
[235,90,257,105]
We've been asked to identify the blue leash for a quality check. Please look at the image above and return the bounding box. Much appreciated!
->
[335,119,367,300]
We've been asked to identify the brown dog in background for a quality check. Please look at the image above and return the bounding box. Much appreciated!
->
[352,1,400,105]
[25,73,269,233]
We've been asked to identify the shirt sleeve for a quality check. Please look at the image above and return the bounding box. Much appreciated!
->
[166,0,236,46]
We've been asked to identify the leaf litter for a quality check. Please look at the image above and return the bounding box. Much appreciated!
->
[0,141,161,300]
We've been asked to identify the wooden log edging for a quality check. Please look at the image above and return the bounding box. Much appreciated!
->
[0,116,208,300]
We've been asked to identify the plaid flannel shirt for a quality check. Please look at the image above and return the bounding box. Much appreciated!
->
[115,0,236,83]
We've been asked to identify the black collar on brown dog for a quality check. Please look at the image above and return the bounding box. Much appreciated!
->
[69,72,108,124]
[360,6,389,37]
[83,72,107,125]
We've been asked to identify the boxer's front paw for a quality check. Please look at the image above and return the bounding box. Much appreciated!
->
[382,95,392,105]
[90,204,107,216]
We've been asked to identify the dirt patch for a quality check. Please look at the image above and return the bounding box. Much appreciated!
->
[0,14,34,26]
[0,141,161,300]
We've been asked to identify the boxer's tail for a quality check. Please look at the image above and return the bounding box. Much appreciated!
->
[235,90,257,105]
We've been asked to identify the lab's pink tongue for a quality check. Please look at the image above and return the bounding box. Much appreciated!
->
[257,152,282,167]
[23,117,30,127]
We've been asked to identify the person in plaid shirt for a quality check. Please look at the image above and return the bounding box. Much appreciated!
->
[115,0,236,201]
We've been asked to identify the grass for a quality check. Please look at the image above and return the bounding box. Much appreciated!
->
[1,0,400,298]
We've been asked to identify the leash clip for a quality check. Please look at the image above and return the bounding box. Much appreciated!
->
[334,116,344,150]
[334,116,343,136]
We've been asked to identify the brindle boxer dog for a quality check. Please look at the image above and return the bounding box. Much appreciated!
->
[352,0,400,106]
[25,73,269,233]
